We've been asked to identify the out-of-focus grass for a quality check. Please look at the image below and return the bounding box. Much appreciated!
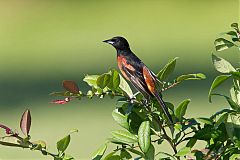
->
[0,0,238,159]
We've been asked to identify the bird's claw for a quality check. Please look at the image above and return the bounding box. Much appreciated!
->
[142,99,151,106]
[128,96,136,104]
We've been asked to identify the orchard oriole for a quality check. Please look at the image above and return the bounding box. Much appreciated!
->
[103,36,173,124]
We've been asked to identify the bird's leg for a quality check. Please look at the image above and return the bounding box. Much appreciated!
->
[142,97,151,107]
[133,91,140,97]
[128,92,140,103]
[129,95,136,104]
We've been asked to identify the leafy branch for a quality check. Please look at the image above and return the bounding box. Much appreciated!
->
[0,109,77,160]
[50,58,206,160]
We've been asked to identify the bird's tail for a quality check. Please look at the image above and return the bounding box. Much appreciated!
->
[154,93,173,124]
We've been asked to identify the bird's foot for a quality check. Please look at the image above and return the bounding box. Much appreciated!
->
[142,99,151,107]
[128,95,136,104]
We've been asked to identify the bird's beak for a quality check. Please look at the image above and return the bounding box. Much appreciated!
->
[103,39,114,44]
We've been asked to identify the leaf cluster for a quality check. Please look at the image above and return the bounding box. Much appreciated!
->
[0,110,77,160]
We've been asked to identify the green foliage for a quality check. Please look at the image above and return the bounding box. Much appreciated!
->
[92,144,107,160]
[212,54,236,73]
[176,73,206,82]
[175,99,190,121]
[111,130,138,144]
[208,75,231,102]
[138,121,151,153]
[0,110,77,160]
[112,109,129,130]
[157,57,178,81]
[214,38,235,51]
[57,135,70,153]
[214,22,240,51]
[176,147,191,157]
[97,73,111,89]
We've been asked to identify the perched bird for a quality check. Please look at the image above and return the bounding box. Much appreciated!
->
[103,36,173,124]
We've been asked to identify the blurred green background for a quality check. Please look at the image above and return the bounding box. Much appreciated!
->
[0,0,239,159]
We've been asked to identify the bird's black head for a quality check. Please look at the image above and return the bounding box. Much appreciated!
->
[103,36,130,50]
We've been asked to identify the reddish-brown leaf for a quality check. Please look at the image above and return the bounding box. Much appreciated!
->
[51,97,71,105]
[20,109,31,136]
[62,80,79,94]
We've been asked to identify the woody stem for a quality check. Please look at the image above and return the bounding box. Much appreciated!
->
[145,105,179,159]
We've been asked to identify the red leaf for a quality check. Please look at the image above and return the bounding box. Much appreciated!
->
[0,124,13,134]
[51,97,71,105]
[62,80,79,94]
[20,109,31,136]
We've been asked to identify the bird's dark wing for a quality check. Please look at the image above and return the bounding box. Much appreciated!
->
[142,66,173,124]
[121,65,152,98]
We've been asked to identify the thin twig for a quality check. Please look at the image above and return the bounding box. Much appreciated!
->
[161,82,180,92]
[11,134,58,158]
[215,140,232,160]
[175,131,194,146]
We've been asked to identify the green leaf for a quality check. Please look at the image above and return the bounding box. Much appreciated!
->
[119,75,133,98]
[112,109,129,130]
[32,140,46,150]
[107,69,120,90]
[230,86,240,106]
[210,108,233,119]
[193,125,212,141]
[56,129,77,153]
[127,148,145,158]
[138,121,151,153]
[120,149,132,159]
[92,144,107,160]
[174,123,182,131]
[176,147,191,156]
[97,73,111,89]
[175,99,190,121]
[186,138,197,148]
[157,57,178,81]
[104,151,117,160]
[212,54,236,73]
[214,38,235,51]
[197,117,213,125]
[57,134,70,153]
[127,107,145,134]
[176,73,206,82]
[194,151,204,160]
[111,130,138,144]
[226,96,240,111]
[208,75,231,102]
[225,113,240,142]
[104,155,121,160]
[63,154,74,160]
[83,75,99,88]
[226,31,238,37]
[231,23,239,32]
[211,93,240,111]
[230,71,240,80]
[214,113,228,129]
[230,154,240,160]
[155,151,176,160]
[145,144,155,160]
